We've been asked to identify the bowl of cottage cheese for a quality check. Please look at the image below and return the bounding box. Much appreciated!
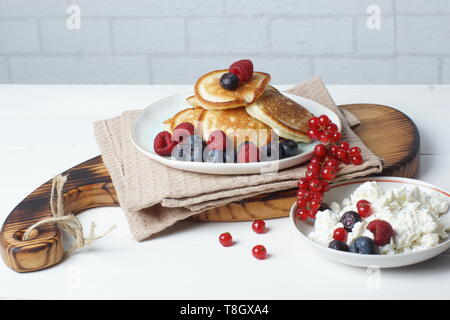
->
[291,177,450,268]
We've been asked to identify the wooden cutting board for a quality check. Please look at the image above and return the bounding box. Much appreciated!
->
[0,104,419,272]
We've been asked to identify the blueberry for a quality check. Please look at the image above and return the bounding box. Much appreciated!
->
[260,143,280,161]
[279,139,298,159]
[328,240,349,252]
[339,211,361,232]
[220,72,240,90]
[319,203,331,212]
[205,148,224,163]
[350,236,377,254]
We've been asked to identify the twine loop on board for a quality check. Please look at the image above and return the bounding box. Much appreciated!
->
[22,174,116,260]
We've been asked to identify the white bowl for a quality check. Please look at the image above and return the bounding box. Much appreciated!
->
[131,92,341,175]
[290,177,450,268]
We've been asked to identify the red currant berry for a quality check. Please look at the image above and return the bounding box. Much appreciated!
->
[295,208,309,220]
[333,228,348,242]
[339,141,350,150]
[219,232,233,247]
[357,199,370,206]
[252,220,266,234]
[314,144,328,158]
[330,131,342,143]
[330,145,340,156]
[321,166,337,181]
[252,245,267,260]
[321,180,330,192]
[319,130,333,143]
[325,123,338,132]
[318,114,331,126]
[296,198,308,208]
[305,169,320,180]
[308,208,318,218]
[311,192,323,201]
[297,190,311,200]
[309,199,321,210]
[308,179,322,193]
[308,128,319,140]
[297,178,309,190]
[336,148,350,165]
[309,157,322,166]
[308,117,320,129]
[357,199,372,218]
[349,146,361,157]
[350,154,363,165]
[307,162,321,172]
[324,158,339,168]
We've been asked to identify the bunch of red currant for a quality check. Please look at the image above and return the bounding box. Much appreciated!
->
[296,114,364,221]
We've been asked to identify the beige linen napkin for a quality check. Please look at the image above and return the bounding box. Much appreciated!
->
[94,76,383,241]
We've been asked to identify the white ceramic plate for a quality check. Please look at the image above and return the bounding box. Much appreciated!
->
[290,177,450,268]
[131,92,341,175]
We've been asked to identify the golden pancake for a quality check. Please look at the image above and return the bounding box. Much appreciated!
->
[186,95,197,107]
[163,107,201,132]
[245,86,313,143]
[164,106,273,149]
[194,70,270,110]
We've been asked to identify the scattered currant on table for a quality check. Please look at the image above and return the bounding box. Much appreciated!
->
[252,220,266,234]
[252,245,267,260]
[295,114,365,221]
[219,232,233,247]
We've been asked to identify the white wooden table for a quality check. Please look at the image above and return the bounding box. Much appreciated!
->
[0,84,449,300]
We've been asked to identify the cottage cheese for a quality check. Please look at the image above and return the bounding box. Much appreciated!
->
[308,182,450,254]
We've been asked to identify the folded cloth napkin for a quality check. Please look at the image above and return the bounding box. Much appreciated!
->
[94,76,383,241]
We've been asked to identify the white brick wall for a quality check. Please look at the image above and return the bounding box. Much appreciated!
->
[355,16,395,54]
[224,0,394,15]
[41,19,112,54]
[114,19,185,53]
[396,57,440,84]
[10,56,149,83]
[69,0,222,17]
[314,59,395,84]
[396,16,450,54]
[395,0,450,14]
[271,18,353,54]
[0,0,449,84]
[0,57,9,82]
[0,0,67,17]
[0,20,40,53]
[188,18,269,54]
[443,59,450,83]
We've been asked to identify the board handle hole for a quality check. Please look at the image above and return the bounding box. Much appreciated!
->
[14,228,39,241]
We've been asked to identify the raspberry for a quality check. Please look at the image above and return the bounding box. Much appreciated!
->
[237,142,259,163]
[229,59,253,83]
[207,130,228,151]
[153,131,178,156]
[367,220,394,246]
[172,122,195,143]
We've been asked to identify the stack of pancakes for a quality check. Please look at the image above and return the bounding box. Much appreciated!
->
[164,69,314,149]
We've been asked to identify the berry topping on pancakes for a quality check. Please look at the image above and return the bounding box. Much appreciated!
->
[229,59,254,83]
